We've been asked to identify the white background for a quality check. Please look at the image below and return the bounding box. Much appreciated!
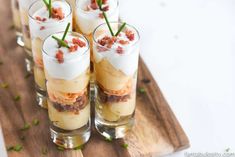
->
[1,0,235,156]
[119,0,235,156]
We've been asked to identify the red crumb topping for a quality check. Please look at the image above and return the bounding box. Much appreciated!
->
[102,5,109,11]
[125,30,135,41]
[72,38,86,47]
[116,46,124,54]
[35,16,47,22]
[89,0,109,11]
[69,45,78,52]
[98,36,117,48]
[55,50,64,63]
[119,40,129,45]
[40,26,45,30]
[90,0,98,10]
[98,13,104,18]
[102,0,108,4]
[52,7,64,20]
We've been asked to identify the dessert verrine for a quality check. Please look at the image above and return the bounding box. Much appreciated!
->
[93,22,140,139]
[29,0,72,108]
[11,0,24,46]
[19,0,37,73]
[75,0,119,89]
[43,31,90,148]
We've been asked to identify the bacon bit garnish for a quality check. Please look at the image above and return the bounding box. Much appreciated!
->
[102,5,109,11]
[119,40,129,45]
[72,38,86,47]
[35,16,47,22]
[69,45,78,52]
[125,30,135,41]
[51,7,64,20]
[90,1,98,10]
[102,0,108,4]
[98,13,104,18]
[116,46,124,54]
[55,50,64,63]
[97,46,108,52]
[40,26,45,30]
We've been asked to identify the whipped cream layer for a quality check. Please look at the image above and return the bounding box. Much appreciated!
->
[29,1,72,40]
[93,27,140,76]
[75,0,119,35]
[43,33,90,80]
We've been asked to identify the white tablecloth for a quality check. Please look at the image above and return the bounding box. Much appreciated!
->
[119,0,235,156]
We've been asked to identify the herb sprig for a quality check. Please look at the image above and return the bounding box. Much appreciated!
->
[97,0,126,37]
[52,23,70,48]
[43,0,52,18]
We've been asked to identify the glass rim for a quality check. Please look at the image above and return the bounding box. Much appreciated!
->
[42,31,90,61]
[28,0,72,24]
[75,0,119,15]
[92,22,140,53]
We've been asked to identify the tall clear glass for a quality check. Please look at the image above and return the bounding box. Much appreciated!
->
[75,0,119,94]
[93,22,140,139]
[29,0,72,108]
[18,0,37,73]
[11,0,24,46]
[43,32,91,148]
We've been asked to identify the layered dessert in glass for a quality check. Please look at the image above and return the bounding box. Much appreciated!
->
[93,22,140,139]
[43,31,90,148]
[11,0,24,46]
[18,0,37,73]
[75,0,119,91]
[28,0,72,108]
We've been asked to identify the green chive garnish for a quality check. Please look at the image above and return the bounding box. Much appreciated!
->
[32,119,40,126]
[57,146,65,151]
[138,88,146,94]
[121,143,128,149]
[102,12,114,36]
[104,137,113,142]
[73,145,84,150]
[1,83,9,89]
[52,36,69,48]
[97,0,126,37]
[61,23,70,41]
[13,95,21,101]
[13,144,23,152]
[97,0,102,10]
[115,22,126,37]
[21,123,30,131]
[52,23,70,48]
[43,0,52,18]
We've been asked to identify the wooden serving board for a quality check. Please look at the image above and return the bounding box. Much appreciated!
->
[0,0,190,156]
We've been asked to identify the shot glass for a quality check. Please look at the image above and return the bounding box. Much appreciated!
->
[19,0,37,73]
[93,22,140,139]
[43,32,91,148]
[29,0,72,108]
[11,0,24,46]
[75,0,119,93]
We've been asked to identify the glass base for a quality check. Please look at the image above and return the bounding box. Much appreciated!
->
[50,120,91,149]
[35,87,47,108]
[95,116,134,139]
[24,56,33,74]
[16,33,24,47]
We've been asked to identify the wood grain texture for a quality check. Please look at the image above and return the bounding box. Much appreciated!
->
[0,0,190,156]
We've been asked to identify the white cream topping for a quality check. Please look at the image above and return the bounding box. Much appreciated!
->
[43,33,90,80]
[75,0,119,35]
[93,30,140,76]
[29,1,72,40]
